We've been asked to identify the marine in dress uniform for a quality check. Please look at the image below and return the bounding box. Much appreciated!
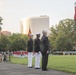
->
[34,33,41,69]
[27,34,33,68]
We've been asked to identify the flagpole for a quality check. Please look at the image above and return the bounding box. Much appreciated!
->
[28,27,31,38]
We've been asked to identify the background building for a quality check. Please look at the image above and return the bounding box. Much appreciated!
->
[1,31,11,36]
[20,15,50,38]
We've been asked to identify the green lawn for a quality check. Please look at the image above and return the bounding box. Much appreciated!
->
[10,55,76,74]
[48,55,76,74]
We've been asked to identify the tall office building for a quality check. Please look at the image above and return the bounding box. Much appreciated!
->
[20,15,50,37]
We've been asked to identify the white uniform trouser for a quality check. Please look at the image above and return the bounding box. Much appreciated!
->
[28,52,33,67]
[35,52,41,68]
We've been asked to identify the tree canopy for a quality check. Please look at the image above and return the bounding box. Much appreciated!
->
[0,17,3,33]
[49,18,75,51]
[0,33,28,52]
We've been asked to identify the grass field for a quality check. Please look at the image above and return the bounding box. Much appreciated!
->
[10,55,76,74]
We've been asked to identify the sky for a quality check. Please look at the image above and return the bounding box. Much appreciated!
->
[0,0,76,33]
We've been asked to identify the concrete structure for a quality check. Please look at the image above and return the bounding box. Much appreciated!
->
[20,15,50,37]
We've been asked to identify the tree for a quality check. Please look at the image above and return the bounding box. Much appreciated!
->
[0,35,10,52]
[49,18,74,51]
[0,17,3,25]
[54,34,73,51]
[9,33,28,51]
[0,17,3,34]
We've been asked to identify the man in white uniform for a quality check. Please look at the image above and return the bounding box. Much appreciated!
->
[34,33,41,69]
[27,34,33,68]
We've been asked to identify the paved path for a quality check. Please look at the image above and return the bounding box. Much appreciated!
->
[0,62,75,75]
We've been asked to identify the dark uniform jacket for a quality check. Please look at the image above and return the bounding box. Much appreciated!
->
[27,38,33,52]
[34,38,41,52]
[41,35,49,53]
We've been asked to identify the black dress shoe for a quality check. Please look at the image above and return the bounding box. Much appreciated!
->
[35,68,41,69]
[42,69,49,71]
[28,66,33,68]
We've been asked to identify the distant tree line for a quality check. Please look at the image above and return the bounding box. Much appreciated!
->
[0,17,28,52]
[0,17,76,52]
[0,33,28,52]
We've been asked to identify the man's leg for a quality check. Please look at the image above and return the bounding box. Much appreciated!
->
[42,54,45,70]
[30,52,33,67]
[44,54,48,69]
[37,52,41,68]
[28,52,31,67]
[35,53,38,68]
